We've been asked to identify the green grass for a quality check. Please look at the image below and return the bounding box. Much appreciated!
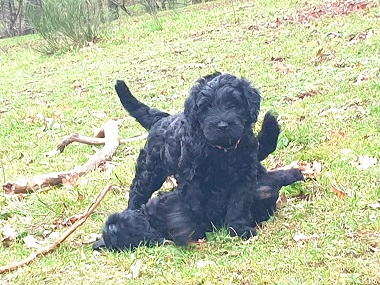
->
[1,0,380,284]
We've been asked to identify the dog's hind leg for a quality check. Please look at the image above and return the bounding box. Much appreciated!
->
[127,149,168,210]
[251,168,304,224]
[257,111,280,161]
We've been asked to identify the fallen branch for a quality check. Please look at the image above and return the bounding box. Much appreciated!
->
[0,184,112,274]
[3,120,126,194]
[44,133,148,157]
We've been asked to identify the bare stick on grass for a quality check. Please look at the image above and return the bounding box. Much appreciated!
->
[2,120,146,194]
[0,184,112,274]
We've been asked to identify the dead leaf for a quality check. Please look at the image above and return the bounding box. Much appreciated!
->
[93,112,107,119]
[319,107,341,117]
[196,260,215,268]
[354,71,371,85]
[368,203,380,209]
[129,260,143,279]
[273,61,291,74]
[331,185,346,199]
[60,214,81,227]
[23,235,41,249]
[369,245,379,253]
[73,80,86,95]
[281,160,322,178]
[82,233,102,244]
[79,41,102,52]
[17,193,26,201]
[326,130,346,141]
[349,29,376,44]
[316,47,323,58]
[313,47,335,63]
[297,90,321,99]
[351,155,377,170]
[293,232,318,242]
[241,235,258,245]
[62,174,79,189]
[276,195,288,209]
[77,191,84,201]
[47,232,60,240]
[1,223,18,242]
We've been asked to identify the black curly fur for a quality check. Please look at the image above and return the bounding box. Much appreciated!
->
[93,168,304,251]
[115,73,272,238]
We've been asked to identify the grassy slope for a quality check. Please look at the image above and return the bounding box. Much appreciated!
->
[0,0,379,284]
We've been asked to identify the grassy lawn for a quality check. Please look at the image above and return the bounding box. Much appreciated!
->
[1,0,379,284]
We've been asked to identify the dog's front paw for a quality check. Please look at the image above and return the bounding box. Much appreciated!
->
[228,226,257,240]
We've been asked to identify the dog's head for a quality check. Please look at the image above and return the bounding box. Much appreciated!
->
[185,73,261,149]
[98,209,164,251]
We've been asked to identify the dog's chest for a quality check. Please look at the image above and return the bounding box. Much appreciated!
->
[201,149,250,185]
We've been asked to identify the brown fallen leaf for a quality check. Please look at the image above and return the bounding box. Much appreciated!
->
[326,130,346,141]
[273,61,291,75]
[17,193,27,201]
[280,160,322,178]
[297,90,321,99]
[276,195,288,210]
[331,185,346,199]
[62,173,80,189]
[58,214,82,227]
[313,47,335,64]
[77,191,84,201]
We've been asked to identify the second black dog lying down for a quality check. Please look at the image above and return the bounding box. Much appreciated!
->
[94,168,303,251]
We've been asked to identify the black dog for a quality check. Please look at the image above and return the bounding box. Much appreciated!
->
[115,73,278,238]
[93,168,304,251]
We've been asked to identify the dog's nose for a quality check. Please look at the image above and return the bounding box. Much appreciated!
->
[217,121,228,130]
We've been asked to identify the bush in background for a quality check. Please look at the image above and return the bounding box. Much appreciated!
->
[26,0,113,53]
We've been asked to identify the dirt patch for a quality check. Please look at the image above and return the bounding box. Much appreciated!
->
[251,0,373,30]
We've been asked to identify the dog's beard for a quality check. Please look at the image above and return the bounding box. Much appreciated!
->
[202,123,244,148]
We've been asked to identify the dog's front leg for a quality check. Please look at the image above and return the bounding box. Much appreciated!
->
[224,182,256,239]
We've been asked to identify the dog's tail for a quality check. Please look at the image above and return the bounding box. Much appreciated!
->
[115,80,170,130]
[257,111,280,161]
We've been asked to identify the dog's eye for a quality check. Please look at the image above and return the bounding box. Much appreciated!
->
[197,103,210,112]
[108,224,118,233]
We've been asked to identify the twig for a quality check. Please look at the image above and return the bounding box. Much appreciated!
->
[0,184,112,274]
[3,120,126,194]
[44,132,147,157]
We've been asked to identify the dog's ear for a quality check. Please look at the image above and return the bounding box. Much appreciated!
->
[196,71,222,84]
[185,72,221,124]
[243,83,261,123]
[184,83,202,125]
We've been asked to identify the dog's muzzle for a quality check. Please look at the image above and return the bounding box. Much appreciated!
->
[212,138,241,152]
